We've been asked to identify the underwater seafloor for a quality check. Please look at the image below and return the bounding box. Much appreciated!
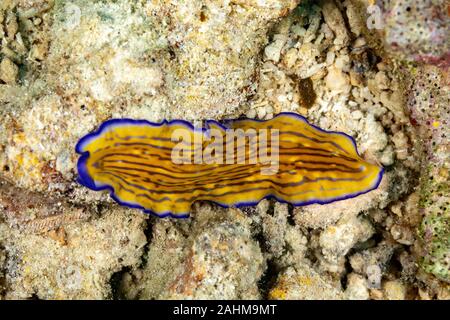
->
[0,0,448,299]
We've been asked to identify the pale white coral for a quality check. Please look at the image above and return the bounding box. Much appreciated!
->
[325,66,351,94]
[1,207,147,299]
[50,0,166,103]
[382,280,407,300]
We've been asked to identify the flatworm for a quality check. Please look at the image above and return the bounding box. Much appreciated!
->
[76,112,384,218]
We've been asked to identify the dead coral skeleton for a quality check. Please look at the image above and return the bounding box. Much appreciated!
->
[0,1,53,85]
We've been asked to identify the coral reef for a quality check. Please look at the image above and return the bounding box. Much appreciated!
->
[269,264,345,300]
[0,0,448,300]
[0,206,146,299]
[119,205,264,299]
[407,66,449,282]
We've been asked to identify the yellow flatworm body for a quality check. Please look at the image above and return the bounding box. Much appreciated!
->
[76,113,384,218]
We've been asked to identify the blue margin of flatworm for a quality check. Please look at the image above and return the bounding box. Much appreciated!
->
[75,112,385,219]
